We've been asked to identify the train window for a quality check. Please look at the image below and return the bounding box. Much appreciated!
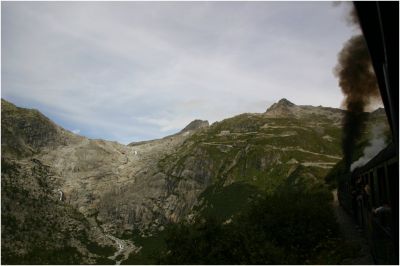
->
[374,166,391,229]
[387,162,398,238]
[377,167,388,205]
[373,173,380,207]
[369,172,375,205]
[387,161,398,208]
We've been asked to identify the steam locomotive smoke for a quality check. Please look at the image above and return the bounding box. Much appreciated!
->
[350,123,387,171]
[334,6,380,170]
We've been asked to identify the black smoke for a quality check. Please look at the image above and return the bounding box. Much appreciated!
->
[334,7,380,170]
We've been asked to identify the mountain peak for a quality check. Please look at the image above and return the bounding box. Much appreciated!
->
[265,98,296,114]
[180,119,209,133]
[277,98,295,106]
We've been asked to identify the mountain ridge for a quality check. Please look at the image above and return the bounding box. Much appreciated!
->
[1,97,390,264]
[265,98,345,120]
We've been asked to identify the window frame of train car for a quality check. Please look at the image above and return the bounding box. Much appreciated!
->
[368,156,397,264]
[368,171,375,207]
[362,159,392,232]
[348,143,397,264]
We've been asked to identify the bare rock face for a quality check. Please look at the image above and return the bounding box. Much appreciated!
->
[37,131,198,235]
[1,157,114,264]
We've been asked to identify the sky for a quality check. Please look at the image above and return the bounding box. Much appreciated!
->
[2,2,358,144]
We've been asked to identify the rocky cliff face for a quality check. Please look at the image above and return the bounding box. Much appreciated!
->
[1,98,390,264]
[35,127,199,236]
[1,156,117,264]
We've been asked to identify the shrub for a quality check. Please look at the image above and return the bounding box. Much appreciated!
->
[159,186,338,264]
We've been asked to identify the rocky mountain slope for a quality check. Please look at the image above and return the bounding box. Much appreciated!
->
[154,98,346,223]
[1,98,390,264]
[1,98,208,264]
[1,100,80,158]
[1,155,118,264]
[1,101,120,264]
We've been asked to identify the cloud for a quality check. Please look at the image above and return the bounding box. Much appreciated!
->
[72,129,81,134]
[2,2,355,143]
[136,116,194,132]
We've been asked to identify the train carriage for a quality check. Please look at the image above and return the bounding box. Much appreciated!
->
[346,3,399,264]
[338,142,398,264]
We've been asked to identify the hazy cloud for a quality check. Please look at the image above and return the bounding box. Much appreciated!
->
[2,2,354,143]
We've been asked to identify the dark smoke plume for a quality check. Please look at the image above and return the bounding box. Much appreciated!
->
[334,7,380,170]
